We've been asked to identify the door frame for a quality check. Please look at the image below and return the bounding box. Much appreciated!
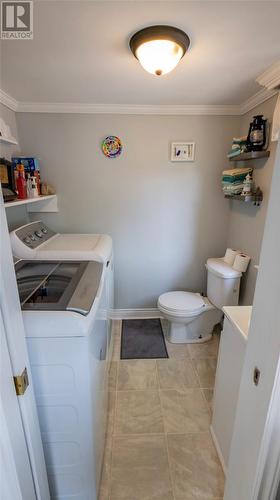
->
[0,191,50,500]
[224,140,280,500]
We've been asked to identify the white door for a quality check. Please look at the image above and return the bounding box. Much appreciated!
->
[0,308,36,500]
[224,141,280,499]
[0,192,50,500]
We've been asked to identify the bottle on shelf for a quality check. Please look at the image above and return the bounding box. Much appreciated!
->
[34,169,41,195]
[16,164,27,199]
[30,176,39,197]
[26,173,32,198]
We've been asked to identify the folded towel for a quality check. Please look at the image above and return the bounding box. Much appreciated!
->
[222,177,249,184]
[222,167,253,176]
[231,136,247,143]
[223,184,244,190]
[231,139,247,150]
[223,182,244,188]
[222,179,247,186]
[223,185,243,194]
[227,149,242,158]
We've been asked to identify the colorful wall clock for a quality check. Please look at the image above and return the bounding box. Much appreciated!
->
[102,136,122,158]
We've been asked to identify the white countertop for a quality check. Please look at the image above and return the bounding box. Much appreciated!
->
[223,306,252,339]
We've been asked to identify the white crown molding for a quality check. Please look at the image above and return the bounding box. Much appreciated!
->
[0,88,277,116]
[240,87,278,115]
[256,61,280,91]
[15,101,241,115]
[110,308,162,319]
[0,89,18,112]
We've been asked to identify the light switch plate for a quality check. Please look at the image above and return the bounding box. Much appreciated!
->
[171,142,195,162]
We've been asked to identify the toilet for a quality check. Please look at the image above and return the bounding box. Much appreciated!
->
[158,257,243,343]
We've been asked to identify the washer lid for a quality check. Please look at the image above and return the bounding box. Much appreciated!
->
[158,291,205,314]
[38,234,112,263]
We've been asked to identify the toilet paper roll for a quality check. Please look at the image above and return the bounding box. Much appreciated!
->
[223,248,240,266]
[233,253,251,273]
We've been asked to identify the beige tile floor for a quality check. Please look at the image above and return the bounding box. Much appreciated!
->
[99,320,224,500]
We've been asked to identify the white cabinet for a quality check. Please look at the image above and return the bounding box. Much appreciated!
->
[211,306,251,474]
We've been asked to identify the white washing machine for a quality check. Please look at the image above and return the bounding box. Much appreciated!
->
[15,259,108,500]
[10,221,114,358]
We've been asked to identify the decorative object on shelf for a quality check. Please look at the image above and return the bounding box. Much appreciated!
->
[41,183,56,196]
[0,118,18,145]
[171,142,195,162]
[0,157,17,202]
[129,25,190,76]
[222,167,253,196]
[253,187,263,206]
[101,136,122,158]
[246,115,268,152]
[241,173,253,196]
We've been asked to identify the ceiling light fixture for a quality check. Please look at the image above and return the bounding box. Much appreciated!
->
[129,25,190,76]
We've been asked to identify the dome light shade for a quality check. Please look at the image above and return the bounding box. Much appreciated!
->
[129,25,190,76]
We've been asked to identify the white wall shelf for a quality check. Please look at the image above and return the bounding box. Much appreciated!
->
[0,136,18,145]
[4,194,58,212]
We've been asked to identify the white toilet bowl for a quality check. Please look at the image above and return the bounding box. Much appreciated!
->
[158,257,243,344]
[158,291,222,343]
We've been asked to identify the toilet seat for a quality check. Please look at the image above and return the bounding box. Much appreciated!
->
[158,291,206,317]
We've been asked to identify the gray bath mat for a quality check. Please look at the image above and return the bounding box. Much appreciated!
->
[121,319,168,359]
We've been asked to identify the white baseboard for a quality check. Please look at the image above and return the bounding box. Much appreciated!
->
[210,425,227,477]
[110,308,162,319]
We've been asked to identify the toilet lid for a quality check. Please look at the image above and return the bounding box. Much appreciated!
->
[158,291,205,314]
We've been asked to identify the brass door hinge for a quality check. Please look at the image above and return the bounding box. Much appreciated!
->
[14,367,29,396]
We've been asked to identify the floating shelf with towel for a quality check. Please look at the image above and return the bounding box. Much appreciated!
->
[224,150,270,205]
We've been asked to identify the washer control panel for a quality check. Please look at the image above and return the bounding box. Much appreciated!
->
[14,221,56,249]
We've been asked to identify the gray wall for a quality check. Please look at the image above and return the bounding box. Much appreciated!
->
[226,95,278,305]
[2,100,277,309]
[16,112,239,308]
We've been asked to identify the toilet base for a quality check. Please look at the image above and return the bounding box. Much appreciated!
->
[165,307,222,344]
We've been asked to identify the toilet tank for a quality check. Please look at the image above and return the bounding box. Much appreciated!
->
[206,258,242,310]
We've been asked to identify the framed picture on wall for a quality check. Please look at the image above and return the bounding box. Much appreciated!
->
[171,142,195,162]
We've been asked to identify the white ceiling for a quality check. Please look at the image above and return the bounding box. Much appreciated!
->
[1,0,280,106]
